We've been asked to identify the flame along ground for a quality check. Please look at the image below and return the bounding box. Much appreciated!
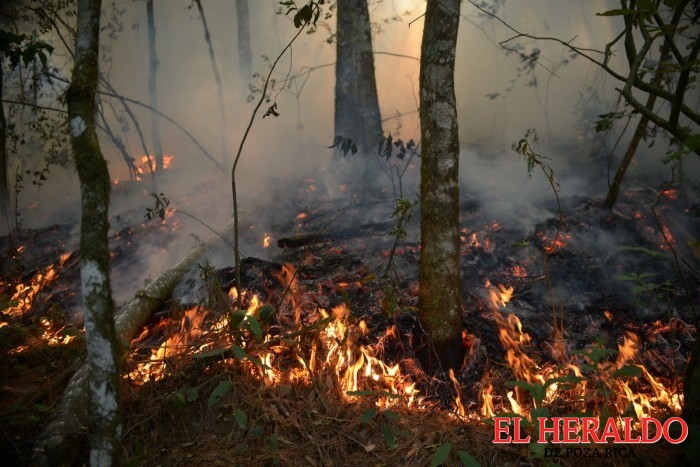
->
[123,257,684,436]
[1,251,75,349]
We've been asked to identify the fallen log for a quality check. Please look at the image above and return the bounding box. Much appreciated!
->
[34,239,210,465]
[277,220,394,249]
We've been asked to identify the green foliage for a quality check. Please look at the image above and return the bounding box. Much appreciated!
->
[0,29,54,69]
[457,450,480,467]
[234,409,248,429]
[389,198,414,241]
[207,380,233,408]
[431,442,452,466]
[617,245,666,258]
[279,0,326,29]
[144,192,170,221]
[595,111,627,132]
[328,135,358,157]
[380,283,398,318]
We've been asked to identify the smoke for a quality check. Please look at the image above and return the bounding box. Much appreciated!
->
[5,0,697,305]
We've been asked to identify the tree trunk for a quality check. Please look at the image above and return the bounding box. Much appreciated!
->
[417,0,463,374]
[147,0,163,174]
[67,0,122,464]
[0,60,11,232]
[194,0,229,168]
[333,0,382,176]
[235,0,252,80]
[34,241,208,466]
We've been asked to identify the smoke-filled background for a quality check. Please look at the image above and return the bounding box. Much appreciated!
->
[4,0,698,303]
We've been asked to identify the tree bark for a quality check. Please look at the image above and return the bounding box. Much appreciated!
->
[0,60,11,232]
[417,0,463,374]
[147,0,163,174]
[34,241,207,466]
[67,0,122,464]
[333,0,382,175]
[235,0,252,80]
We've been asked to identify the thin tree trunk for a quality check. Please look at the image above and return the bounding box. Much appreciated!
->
[66,0,122,464]
[333,0,382,175]
[236,0,252,80]
[417,0,463,374]
[147,0,163,174]
[194,0,228,168]
[34,240,208,466]
[0,60,11,232]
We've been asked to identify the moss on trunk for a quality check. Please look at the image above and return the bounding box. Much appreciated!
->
[417,0,464,374]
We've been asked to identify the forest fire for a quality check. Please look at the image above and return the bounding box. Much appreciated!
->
[2,0,699,464]
[2,252,71,319]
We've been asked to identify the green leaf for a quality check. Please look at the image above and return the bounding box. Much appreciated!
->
[347,390,375,397]
[382,425,397,449]
[229,309,246,329]
[186,388,199,402]
[246,316,263,339]
[173,392,186,408]
[457,451,480,467]
[234,409,248,429]
[431,443,452,466]
[208,380,233,408]
[613,365,643,378]
[232,345,248,361]
[637,0,657,12]
[194,348,228,359]
[617,245,666,258]
[361,407,378,423]
[596,8,636,16]
[258,304,275,322]
[683,134,700,152]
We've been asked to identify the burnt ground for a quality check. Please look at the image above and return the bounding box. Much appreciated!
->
[1,171,698,466]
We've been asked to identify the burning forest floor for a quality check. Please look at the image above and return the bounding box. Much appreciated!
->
[1,169,699,466]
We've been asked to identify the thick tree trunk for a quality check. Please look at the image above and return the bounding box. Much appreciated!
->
[417,0,463,375]
[333,0,382,175]
[66,0,122,464]
[194,0,228,168]
[34,242,207,466]
[0,61,11,232]
[235,0,252,79]
[147,0,163,174]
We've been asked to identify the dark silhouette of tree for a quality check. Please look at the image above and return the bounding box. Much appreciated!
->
[146,0,163,173]
[333,0,382,177]
[604,0,695,208]
[417,0,463,374]
[236,0,252,79]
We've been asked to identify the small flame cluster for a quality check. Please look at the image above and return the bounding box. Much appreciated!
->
[2,251,75,351]
[126,265,419,411]
[476,280,683,429]
[2,251,71,319]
